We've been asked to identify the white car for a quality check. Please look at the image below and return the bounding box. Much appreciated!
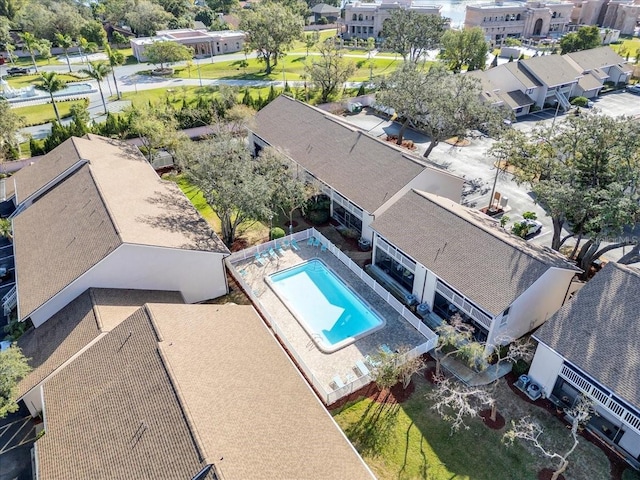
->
[522,219,543,236]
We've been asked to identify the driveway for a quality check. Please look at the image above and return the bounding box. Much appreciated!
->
[0,405,37,480]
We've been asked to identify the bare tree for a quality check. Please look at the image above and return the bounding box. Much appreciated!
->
[504,394,594,480]
[433,314,488,377]
[369,344,425,392]
[428,375,495,434]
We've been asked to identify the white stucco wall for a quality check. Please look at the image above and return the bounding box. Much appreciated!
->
[487,267,577,345]
[28,244,227,327]
[22,386,43,418]
[528,342,564,396]
[360,212,375,243]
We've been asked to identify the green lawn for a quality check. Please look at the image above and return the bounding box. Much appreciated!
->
[12,100,88,126]
[120,85,273,108]
[3,73,88,89]
[333,375,611,480]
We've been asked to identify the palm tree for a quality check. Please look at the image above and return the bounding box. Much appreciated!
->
[0,219,12,241]
[76,36,89,64]
[105,45,124,100]
[39,72,66,123]
[20,32,40,73]
[81,61,111,115]
[54,33,74,73]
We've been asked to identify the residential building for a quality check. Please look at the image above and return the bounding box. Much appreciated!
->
[343,0,442,41]
[528,262,640,469]
[369,190,582,346]
[464,0,574,46]
[130,28,246,62]
[250,95,464,243]
[4,134,229,327]
[564,45,633,86]
[311,3,341,23]
[33,302,375,479]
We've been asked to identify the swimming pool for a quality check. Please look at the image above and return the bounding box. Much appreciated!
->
[266,259,385,353]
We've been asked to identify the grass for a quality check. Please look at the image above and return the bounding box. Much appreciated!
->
[4,73,88,89]
[120,85,274,108]
[12,100,88,126]
[332,375,611,480]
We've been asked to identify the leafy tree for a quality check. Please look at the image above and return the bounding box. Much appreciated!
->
[240,2,303,74]
[105,45,125,100]
[440,26,488,73]
[560,25,601,54]
[127,101,183,162]
[177,138,274,247]
[304,38,355,103]
[55,33,75,73]
[76,36,90,65]
[144,41,193,70]
[195,7,217,26]
[20,32,42,73]
[39,72,66,123]
[80,20,109,46]
[0,16,10,51]
[504,395,594,480]
[81,62,112,115]
[305,30,319,56]
[432,314,489,377]
[111,31,128,48]
[382,9,448,63]
[0,0,27,20]
[0,344,31,418]
[126,0,173,36]
[488,112,640,273]
[0,99,23,163]
[206,0,239,14]
[368,345,425,394]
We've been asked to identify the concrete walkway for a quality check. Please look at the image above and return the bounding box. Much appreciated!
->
[437,352,513,387]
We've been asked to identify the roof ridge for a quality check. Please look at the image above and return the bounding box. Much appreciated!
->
[84,164,124,242]
[88,288,104,332]
[413,189,578,270]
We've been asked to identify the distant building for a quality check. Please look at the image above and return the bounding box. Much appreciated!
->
[343,0,442,41]
[130,28,246,62]
[465,0,574,47]
[311,3,341,23]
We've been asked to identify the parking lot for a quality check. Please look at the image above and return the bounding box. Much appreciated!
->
[0,406,37,480]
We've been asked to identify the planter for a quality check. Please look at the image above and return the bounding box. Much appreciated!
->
[358,238,371,251]
[151,68,174,76]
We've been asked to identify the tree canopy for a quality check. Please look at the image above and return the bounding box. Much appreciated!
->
[489,112,640,274]
[0,345,32,419]
[381,10,449,63]
[240,1,303,74]
[304,38,355,103]
[559,26,601,54]
[0,99,23,163]
[440,27,488,73]
[144,40,193,69]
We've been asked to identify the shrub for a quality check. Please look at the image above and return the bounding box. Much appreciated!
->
[270,227,285,240]
[317,16,328,25]
[512,359,530,377]
[571,96,589,107]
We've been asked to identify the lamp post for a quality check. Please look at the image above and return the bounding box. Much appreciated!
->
[196,59,203,88]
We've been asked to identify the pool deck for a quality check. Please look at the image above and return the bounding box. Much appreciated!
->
[232,241,426,395]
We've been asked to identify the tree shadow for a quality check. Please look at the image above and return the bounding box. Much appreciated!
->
[345,392,401,456]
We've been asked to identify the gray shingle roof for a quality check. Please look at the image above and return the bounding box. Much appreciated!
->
[253,95,425,214]
[38,307,208,480]
[534,262,640,408]
[521,55,582,87]
[311,3,340,13]
[370,190,579,315]
[16,288,184,398]
[578,72,604,92]
[564,46,627,72]
[503,62,542,89]
[38,303,374,479]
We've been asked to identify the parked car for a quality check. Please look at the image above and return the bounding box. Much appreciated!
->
[6,66,30,76]
[626,84,640,95]
[522,219,543,236]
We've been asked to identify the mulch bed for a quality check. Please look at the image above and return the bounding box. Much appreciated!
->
[538,468,565,480]
[479,409,506,430]
[230,237,249,252]
[384,135,417,150]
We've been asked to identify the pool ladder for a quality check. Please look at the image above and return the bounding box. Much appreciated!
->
[306,333,322,350]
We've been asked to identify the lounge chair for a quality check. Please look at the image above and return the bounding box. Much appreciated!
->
[282,239,291,249]
[380,344,393,355]
[254,253,266,266]
[331,375,346,390]
[313,238,321,247]
[275,243,285,256]
[268,248,278,260]
[365,355,381,368]
[320,243,327,252]
[355,359,370,377]
[291,239,300,251]
[307,236,315,246]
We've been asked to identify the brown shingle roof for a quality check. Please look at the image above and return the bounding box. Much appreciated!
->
[370,190,579,315]
[38,307,208,480]
[38,303,374,479]
[534,262,640,408]
[13,166,121,320]
[521,55,582,87]
[253,95,425,213]
[16,288,184,398]
[5,138,83,203]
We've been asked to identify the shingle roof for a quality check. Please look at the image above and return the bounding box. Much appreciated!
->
[311,3,340,13]
[521,55,582,87]
[370,190,579,315]
[38,303,374,479]
[564,46,627,72]
[253,95,425,213]
[16,288,184,398]
[12,135,227,320]
[578,72,604,92]
[4,138,83,203]
[501,90,535,108]
[503,62,542,89]
[534,262,640,408]
[38,307,209,480]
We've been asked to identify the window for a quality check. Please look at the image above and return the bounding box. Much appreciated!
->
[499,306,510,327]
[358,14,363,21]
[352,13,357,20]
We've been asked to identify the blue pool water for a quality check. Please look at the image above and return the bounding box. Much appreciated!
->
[268,259,385,353]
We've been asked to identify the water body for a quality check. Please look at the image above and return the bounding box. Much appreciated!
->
[423,0,486,28]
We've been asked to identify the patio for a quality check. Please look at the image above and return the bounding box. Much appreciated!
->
[227,228,437,405]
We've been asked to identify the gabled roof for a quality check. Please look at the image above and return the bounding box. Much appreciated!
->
[253,95,426,214]
[38,303,374,479]
[520,55,582,87]
[311,3,340,13]
[564,46,628,72]
[16,288,183,398]
[501,90,535,108]
[578,72,604,92]
[12,135,227,320]
[534,262,640,409]
[370,190,580,315]
[502,62,542,89]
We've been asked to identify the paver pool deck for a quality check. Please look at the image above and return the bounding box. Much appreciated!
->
[232,241,427,395]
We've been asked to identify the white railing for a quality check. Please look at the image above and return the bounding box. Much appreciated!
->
[3,285,16,315]
[559,364,640,436]
[227,227,438,405]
